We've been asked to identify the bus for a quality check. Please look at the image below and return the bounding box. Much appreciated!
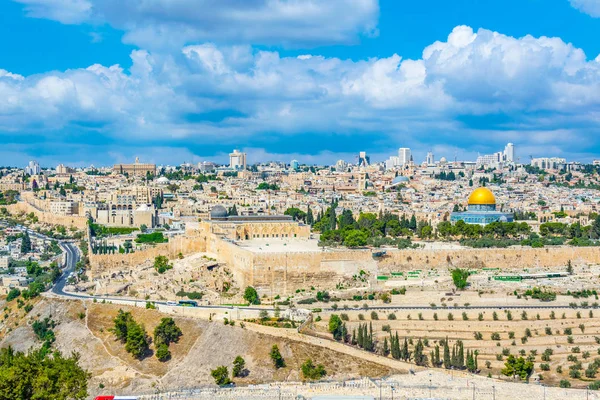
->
[178,300,198,307]
[166,301,177,306]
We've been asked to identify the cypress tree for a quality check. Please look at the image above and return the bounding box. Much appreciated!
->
[458,340,465,369]
[435,345,440,367]
[391,333,400,359]
[402,337,410,361]
[451,345,457,368]
[383,337,389,356]
[357,324,364,348]
[414,339,427,366]
[443,338,451,369]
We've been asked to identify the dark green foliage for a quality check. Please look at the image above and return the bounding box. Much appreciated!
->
[89,223,138,238]
[354,322,375,352]
[155,343,171,362]
[20,231,31,254]
[328,314,344,341]
[501,355,534,381]
[154,317,182,346]
[413,339,428,366]
[211,366,232,386]
[232,356,246,377]
[110,310,149,359]
[301,359,326,380]
[6,288,20,302]
[0,346,90,400]
[175,290,203,300]
[135,232,168,244]
[256,182,280,190]
[243,286,260,305]
[153,255,173,273]
[125,320,150,359]
[110,310,134,342]
[270,345,285,369]
[451,268,469,290]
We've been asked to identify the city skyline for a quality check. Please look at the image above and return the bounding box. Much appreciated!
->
[1,1,600,165]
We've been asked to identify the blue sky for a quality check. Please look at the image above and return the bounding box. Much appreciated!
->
[0,0,599,167]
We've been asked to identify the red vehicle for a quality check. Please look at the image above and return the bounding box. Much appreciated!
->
[94,397,138,400]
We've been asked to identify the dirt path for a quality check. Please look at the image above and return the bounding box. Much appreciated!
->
[242,322,416,373]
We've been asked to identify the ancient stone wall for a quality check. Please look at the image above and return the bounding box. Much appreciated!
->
[378,246,600,273]
[207,242,600,296]
[88,222,600,295]
[89,235,205,278]
[6,201,88,230]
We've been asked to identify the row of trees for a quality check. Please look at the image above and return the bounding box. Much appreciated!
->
[311,201,433,248]
[110,310,183,362]
[110,310,150,359]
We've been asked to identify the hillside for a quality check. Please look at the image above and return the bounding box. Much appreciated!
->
[0,298,397,397]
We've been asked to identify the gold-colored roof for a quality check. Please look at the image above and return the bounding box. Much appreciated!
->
[468,187,496,205]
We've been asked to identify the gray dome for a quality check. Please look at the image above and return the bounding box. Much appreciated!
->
[392,176,409,185]
[210,205,228,219]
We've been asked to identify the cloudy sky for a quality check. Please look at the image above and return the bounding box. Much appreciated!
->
[1,0,600,167]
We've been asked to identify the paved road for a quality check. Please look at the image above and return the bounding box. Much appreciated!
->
[51,242,79,295]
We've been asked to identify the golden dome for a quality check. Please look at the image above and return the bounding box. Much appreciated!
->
[468,187,496,205]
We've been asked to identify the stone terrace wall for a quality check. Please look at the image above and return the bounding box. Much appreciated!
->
[6,201,88,230]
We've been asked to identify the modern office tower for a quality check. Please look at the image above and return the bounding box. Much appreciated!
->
[358,151,370,167]
[426,151,435,165]
[398,148,411,165]
[504,143,515,162]
[335,159,348,172]
[25,160,41,175]
[290,159,299,171]
[229,149,247,170]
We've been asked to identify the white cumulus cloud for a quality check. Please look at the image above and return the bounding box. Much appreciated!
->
[570,0,600,17]
[13,0,380,49]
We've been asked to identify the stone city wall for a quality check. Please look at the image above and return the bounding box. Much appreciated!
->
[6,201,88,230]
[88,224,600,295]
[207,241,600,296]
[89,234,205,278]
[378,246,600,273]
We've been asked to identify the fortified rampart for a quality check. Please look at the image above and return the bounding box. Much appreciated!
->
[89,234,205,278]
[88,224,600,295]
[6,201,88,230]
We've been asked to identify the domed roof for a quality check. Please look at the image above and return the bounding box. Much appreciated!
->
[468,187,496,205]
[392,176,409,184]
[210,205,228,219]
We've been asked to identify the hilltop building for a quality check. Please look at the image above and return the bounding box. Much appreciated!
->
[113,157,156,177]
[450,187,513,226]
